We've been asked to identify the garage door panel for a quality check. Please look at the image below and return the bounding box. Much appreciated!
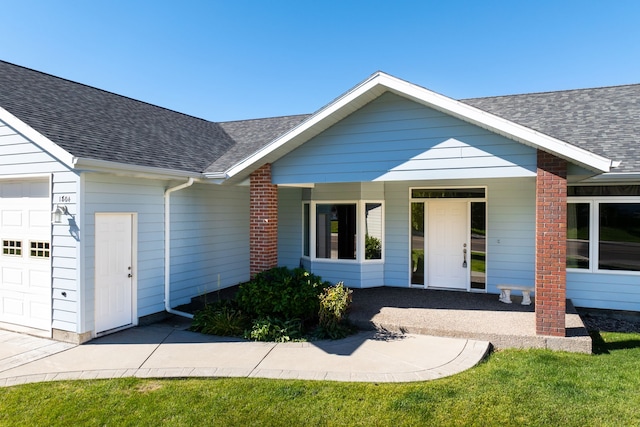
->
[29,269,49,289]
[2,294,24,316]
[29,210,50,228]
[2,210,22,227]
[29,300,50,320]
[2,266,22,287]
[0,179,51,331]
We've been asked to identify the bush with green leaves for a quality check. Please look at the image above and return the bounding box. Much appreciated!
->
[317,282,353,339]
[190,300,250,337]
[236,267,330,322]
[365,234,382,259]
[244,317,304,342]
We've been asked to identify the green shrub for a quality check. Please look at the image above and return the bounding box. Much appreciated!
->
[190,300,250,336]
[317,282,353,339]
[236,267,330,322]
[245,317,304,342]
[365,234,382,259]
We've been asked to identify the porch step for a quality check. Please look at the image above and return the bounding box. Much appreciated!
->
[348,287,592,354]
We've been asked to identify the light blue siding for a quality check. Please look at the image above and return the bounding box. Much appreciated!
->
[568,272,640,311]
[0,118,80,333]
[272,92,537,184]
[278,187,303,268]
[485,178,536,293]
[361,263,385,288]
[51,172,81,332]
[84,177,250,327]
[307,262,362,287]
[169,183,249,306]
[384,182,410,286]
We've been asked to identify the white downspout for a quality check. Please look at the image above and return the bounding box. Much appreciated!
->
[164,178,195,318]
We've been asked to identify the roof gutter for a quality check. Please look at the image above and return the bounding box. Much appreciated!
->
[73,157,201,180]
[164,178,195,319]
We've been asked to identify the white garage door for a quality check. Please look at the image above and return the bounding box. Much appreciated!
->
[0,179,51,331]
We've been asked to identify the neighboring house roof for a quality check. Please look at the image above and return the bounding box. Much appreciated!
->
[463,85,640,174]
[0,61,637,181]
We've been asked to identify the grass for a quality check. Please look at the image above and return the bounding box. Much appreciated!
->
[1,331,639,426]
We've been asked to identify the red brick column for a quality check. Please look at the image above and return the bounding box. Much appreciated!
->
[250,163,278,277]
[535,150,567,336]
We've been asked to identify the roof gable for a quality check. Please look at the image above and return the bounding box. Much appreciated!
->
[222,72,614,183]
[271,92,539,184]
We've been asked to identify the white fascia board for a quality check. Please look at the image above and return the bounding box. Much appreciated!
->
[0,107,76,168]
[73,157,204,181]
[223,72,612,181]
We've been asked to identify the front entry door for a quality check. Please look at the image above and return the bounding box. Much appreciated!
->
[95,213,134,333]
[427,201,468,290]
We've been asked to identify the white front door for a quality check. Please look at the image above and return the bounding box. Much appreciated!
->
[95,213,133,333]
[0,179,51,331]
[427,201,468,290]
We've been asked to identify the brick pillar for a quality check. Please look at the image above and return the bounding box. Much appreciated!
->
[250,163,278,277]
[535,150,567,336]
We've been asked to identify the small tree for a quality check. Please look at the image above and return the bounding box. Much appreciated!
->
[317,282,353,339]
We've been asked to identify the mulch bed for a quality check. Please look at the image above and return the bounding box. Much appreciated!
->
[174,285,241,314]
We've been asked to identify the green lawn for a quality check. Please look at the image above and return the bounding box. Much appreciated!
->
[1,331,639,426]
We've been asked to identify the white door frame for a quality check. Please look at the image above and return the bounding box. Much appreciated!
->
[425,200,470,290]
[94,213,137,335]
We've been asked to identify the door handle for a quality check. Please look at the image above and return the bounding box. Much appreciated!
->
[462,245,468,268]
[128,266,132,278]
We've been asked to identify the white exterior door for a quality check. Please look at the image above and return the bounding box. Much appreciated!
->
[95,213,133,333]
[0,179,51,331]
[427,201,468,290]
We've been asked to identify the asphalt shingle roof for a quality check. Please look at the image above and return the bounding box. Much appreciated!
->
[213,114,310,174]
[463,85,640,173]
[1,60,639,175]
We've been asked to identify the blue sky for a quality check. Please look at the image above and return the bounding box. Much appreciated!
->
[1,1,639,121]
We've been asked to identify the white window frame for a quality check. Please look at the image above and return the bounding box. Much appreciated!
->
[303,200,385,264]
[567,196,640,275]
[29,240,51,259]
[2,239,22,256]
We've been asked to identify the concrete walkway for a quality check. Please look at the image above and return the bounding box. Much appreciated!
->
[0,318,490,387]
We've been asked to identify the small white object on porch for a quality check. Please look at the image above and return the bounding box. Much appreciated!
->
[497,284,534,305]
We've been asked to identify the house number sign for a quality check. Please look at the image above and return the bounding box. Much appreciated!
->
[57,195,72,203]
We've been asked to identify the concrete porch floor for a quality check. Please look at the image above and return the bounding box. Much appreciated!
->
[349,287,592,353]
